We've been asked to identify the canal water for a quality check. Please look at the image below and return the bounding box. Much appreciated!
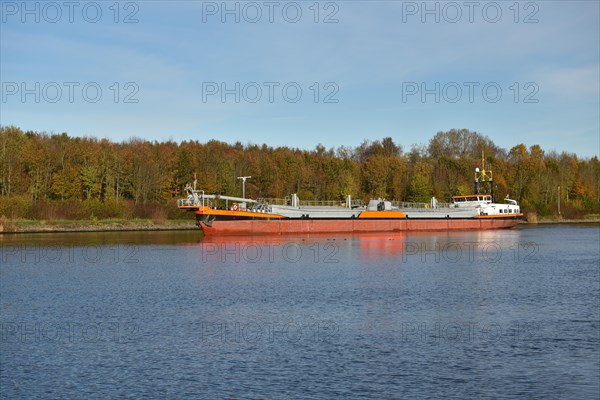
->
[1,225,598,399]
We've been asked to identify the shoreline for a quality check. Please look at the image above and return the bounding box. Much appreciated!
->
[1,218,598,234]
[0,220,198,234]
[521,219,600,225]
[521,217,600,225]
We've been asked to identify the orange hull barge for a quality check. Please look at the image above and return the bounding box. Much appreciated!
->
[197,215,520,236]
[178,154,522,236]
[180,192,522,236]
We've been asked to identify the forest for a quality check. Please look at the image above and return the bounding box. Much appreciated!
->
[1,126,598,221]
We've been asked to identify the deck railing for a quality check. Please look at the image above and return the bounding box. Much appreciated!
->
[299,200,343,207]
[178,198,197,207]
[258,198,288,206]
[259,198,365,208]
[391,201,454,209]
[179,195,458,210]
[178,196,363,208]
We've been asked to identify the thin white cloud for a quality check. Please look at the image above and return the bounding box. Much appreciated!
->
[535,66,600,97]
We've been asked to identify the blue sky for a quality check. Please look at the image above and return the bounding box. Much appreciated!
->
[1,0,599,157]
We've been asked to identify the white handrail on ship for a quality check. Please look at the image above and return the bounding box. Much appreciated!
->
[179,190,373,209]
[391,201,455,209]
[258,198,365,208]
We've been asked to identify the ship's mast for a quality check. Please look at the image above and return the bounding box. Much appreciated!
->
[237,176,252,200]
[474,150,494,200]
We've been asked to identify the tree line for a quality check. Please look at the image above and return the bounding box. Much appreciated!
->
[1,126,598,220]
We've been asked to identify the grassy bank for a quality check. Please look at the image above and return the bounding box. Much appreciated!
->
[0,218,197,233]
[520,213,600,224]
[521,218,600,225]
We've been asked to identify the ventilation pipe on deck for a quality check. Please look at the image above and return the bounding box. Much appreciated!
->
[430,197,438,209]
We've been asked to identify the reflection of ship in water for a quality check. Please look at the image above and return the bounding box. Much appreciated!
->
[196,233,408,266]
[355,233,407,259]
[196,229,525,266]
[179,153,523,236]
[356,229,525,264]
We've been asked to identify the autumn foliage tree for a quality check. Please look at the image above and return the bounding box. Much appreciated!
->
[0,126,598,220]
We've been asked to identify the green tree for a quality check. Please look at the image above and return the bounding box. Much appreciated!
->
[51,164,80,200]
[408,161,433,202]
[80,166,99,200]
